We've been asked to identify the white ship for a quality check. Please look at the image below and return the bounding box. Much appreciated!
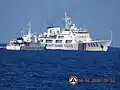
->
[38,12,112,51]
[6,22,45,50]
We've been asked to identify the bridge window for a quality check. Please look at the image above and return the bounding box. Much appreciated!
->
[46,40,53,43]
[56,40,62,43]
[65,40,72,43]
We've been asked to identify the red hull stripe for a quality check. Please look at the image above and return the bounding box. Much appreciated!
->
[84,43,86,50]
[82,43,86,50]
[82,43,84,50]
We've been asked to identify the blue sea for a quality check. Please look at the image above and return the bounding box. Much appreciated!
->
[0,46,120,90]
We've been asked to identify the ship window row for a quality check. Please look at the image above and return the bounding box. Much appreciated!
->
[40,39,72,43]
[75,32,88,33]
[88,43,98,47]
[58,35,88,39]
[79,36,87,38]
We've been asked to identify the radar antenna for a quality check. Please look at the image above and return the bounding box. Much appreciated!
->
[63,12,72,29]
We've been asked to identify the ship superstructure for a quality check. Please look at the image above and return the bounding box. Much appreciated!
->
[6,22,45,50]
[38,13,111,51]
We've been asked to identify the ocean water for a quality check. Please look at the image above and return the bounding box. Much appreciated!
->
[0,47,120,90]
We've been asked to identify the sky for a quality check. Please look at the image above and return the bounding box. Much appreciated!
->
[0,0,120,46]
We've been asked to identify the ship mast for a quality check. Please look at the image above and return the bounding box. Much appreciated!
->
[21,28,25,36]
[27,21,32,35]
[63,12,72,29]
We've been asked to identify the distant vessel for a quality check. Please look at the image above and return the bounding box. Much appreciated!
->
[0,46,5,49]
[6,22,45,50]
[6,12,112,51]
[37,12,112,51]
[0,43,6,49]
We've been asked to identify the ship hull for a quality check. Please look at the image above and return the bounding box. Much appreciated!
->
[45,40,111,51]
[6,43,45,50]
[81,40,111,51]
[6,45,45,50]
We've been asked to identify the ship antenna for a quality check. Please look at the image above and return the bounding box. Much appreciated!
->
[110,29,112,41]
[21,28,25,36]
[84,24,86,31]
[27,21,32,35]
[84,24,87,29]
[63,12,72,29]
